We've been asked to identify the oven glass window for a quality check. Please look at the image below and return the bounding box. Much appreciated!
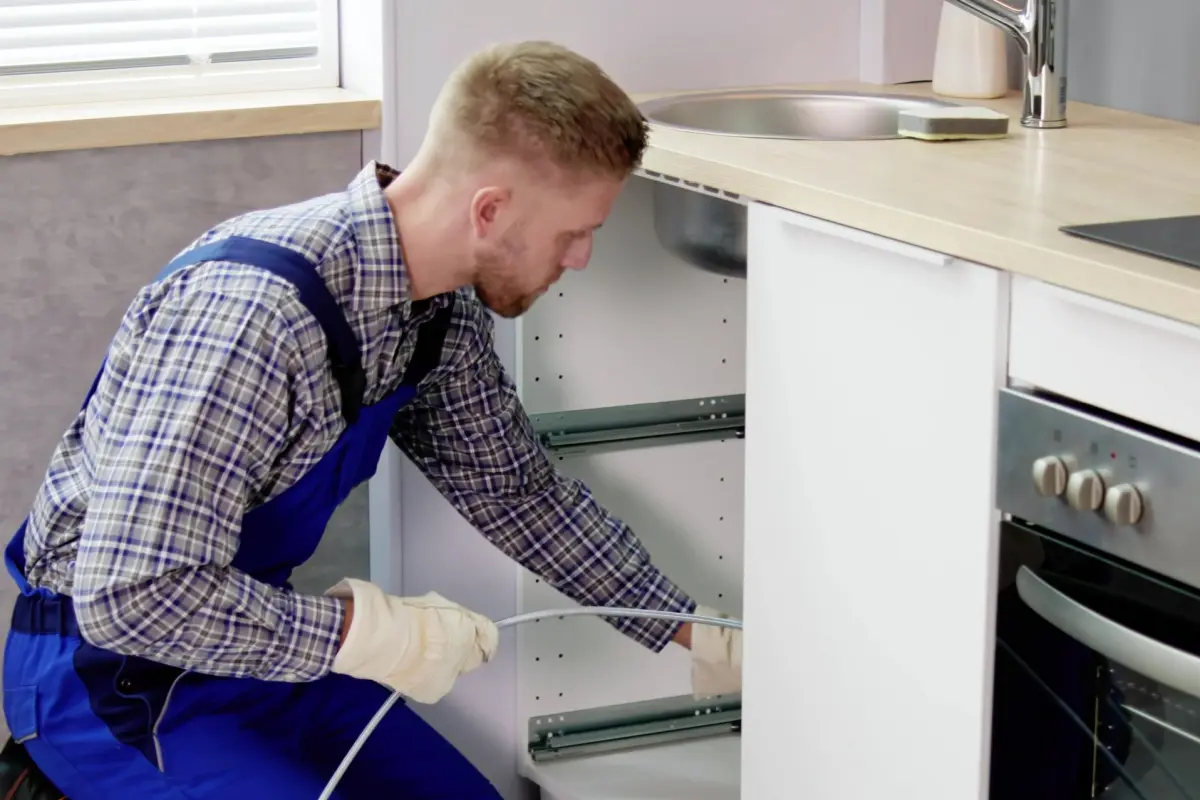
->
[993,521,1200,800]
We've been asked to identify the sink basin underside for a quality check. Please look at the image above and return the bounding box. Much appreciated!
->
[638,89,961,140]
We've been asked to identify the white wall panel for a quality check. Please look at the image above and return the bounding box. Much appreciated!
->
[390,1,863,165]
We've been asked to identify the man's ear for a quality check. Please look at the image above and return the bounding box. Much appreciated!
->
[470,186,511,240]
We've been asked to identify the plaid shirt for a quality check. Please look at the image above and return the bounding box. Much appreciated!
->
[22,162,695,682]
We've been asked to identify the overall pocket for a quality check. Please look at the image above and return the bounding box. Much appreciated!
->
[3,685,38,745]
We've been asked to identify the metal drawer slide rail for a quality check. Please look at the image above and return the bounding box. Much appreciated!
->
[527,692,741,762]
[530,394,745,457]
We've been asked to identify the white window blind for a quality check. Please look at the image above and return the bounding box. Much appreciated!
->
[0,0,339,107]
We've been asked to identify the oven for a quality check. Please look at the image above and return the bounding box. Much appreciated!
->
[992,388,1200,799]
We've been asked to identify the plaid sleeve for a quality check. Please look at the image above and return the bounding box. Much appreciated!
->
[389,301,696,653]
[71,278,344,682]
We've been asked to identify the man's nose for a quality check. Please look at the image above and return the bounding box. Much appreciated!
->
[563,238,593,271]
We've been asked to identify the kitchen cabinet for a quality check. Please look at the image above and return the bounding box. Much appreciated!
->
[743,202,1009,799]
[398,174,747,799]
[514,176,745,798]
[396,173,1016,799]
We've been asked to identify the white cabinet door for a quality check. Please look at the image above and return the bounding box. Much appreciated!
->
[742,204,1009,800]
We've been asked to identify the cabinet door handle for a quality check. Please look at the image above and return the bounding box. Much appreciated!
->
[762,203,952,267]
[1016,565,1200,697]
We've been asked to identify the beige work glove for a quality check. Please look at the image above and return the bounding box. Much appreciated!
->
[326,578,498,704]
[690,604,742,698]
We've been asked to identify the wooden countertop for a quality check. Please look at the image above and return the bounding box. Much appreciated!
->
[635,81,1200,327]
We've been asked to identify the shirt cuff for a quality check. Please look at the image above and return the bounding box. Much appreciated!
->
[608,569,698,653]
[260,592,346,682]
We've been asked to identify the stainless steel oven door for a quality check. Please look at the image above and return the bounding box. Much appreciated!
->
[993,520,1200,800]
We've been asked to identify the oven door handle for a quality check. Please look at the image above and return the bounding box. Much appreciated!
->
[1016,565,1200,697]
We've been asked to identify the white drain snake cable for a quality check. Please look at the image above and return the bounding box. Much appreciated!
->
[317,606,743,800]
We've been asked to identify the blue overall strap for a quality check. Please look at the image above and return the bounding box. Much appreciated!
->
[161,236,367,425]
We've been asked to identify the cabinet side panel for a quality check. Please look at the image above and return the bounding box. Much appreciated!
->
[515,177,747,769]
[519,176,747,414]
[516,440,745,723]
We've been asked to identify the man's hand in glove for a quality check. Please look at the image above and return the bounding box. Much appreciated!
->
[326,578,499,704]
[678,604,742,697]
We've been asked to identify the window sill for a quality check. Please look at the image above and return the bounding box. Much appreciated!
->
[0,87,381,157]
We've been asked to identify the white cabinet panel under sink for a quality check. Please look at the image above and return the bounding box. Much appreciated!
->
[743,203,1010,800]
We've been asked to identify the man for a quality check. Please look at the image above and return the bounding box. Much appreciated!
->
[2,41,741,798]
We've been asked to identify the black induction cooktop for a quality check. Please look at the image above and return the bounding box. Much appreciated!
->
[1060,214,1200,271]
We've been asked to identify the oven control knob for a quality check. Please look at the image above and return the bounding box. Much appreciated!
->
[1066,469,1105,511]
[1104,484,1144,526]
[1031,456,1068,497]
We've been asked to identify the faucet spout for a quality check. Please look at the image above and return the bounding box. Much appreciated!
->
[945,0,1069,129]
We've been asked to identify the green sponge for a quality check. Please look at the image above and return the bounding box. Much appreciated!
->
[897,105,1010,141]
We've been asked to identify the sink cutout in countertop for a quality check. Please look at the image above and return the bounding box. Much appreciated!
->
[1061,215,1200,272]
[637,89,960,141]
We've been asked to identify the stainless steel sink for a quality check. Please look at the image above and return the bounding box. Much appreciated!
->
[640,89,961,279]
[651,181,747,279]
[638,88,960,141]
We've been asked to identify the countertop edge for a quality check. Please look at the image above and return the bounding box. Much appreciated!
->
[639,145,1200,328]
[0,88,382,156]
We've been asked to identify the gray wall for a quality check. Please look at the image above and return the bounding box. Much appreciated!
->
[1004,0,1200,123]
[1067,0,1200,123]
[0,131,371,735]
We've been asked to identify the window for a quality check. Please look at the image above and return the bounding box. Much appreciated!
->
[0,0,340,108]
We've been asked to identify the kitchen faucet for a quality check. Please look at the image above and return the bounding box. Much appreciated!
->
[946,0,1068,129]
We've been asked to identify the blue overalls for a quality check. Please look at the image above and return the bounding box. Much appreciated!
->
[2,237,502,799]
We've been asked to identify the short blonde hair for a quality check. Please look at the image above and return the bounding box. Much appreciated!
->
[429,41,648,178]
